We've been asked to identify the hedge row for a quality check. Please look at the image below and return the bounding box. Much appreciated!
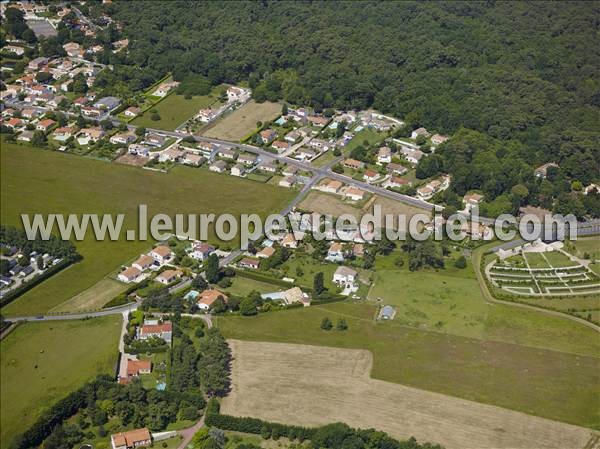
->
[205,398,315,441]
[0,258,74,307]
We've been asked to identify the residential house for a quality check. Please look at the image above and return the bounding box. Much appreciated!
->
[156,269,182,285]
[230,163,245,177]
[159,147,184,163]
[463,193,484,212]
[52,126,75,141]
[258,129,277,144]
[307,115,329,127]
[109,132,137,145]
[20,108,39,119]
[279,176,296,188]
[150,246,172,264]
[35,119,56,132]
[132,254,155,271]
[77,127,105,145]
[209,160,227,173]
[4,45,25,56]
[94,96,121,111]
[196,108,217,123]
[239,257,260,269]
[198,142,215,156]
[353,243,365,257]
[17,130,34,142]
[402,148,424,165]
[5,118,24,129]
[138,321,172,343]
[343,158,364,170]
[218,148,237,159]
[385,176,410,189]
[377,146,392,165]
[190,242,215,260]
[317,179,343,194]
[284,131,301,143]
[144,133,167,147]
[281,232,298,249]
[256,246,275,259]
[118,266,141,283]
[48,95,67,108]
[342,186,365,201]
[416,185,435,201]
[152,81,180,97]
[27,57,49,71]
[333,266,357,286]
[226,86,250,102]
[238,153,257,165]
[430,134,449,146]
[126,359,152,377]
[182,152,205,166]
[296,147,316,161]
[363,169,379,183]
[327,242,345,262]
[258,161,277,173]
[62,42,83,57]
[281,165,298,177]
[110,428,152,449]
[128,144,151,157]
[124,106,141,117]
[411,127,430,139]
[534,162,559,179]
[387,162,407,175]
[272,140,290,153]
[197,289,229,310]
[583,184,599,195]
[81,106,103,118]
[308,138,331,151]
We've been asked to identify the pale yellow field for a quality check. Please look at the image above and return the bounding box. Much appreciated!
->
[222,340,597,449]
[202,100,281,141]
[51,278,127,312]
[299,191,428,226]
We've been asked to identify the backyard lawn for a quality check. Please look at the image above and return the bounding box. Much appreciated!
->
[132,89,223,130]
[0,316,122,447]
[0,142,295,315]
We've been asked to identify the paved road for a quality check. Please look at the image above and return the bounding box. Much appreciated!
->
[4,302,138,321]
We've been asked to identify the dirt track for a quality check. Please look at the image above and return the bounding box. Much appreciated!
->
[222,340,598,449]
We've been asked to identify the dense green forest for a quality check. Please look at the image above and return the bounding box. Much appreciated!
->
[102,0,599,216]
[3,1,599,216]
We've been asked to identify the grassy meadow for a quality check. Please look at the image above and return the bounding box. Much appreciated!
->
[0,142,295,315]
[0,316,121,447]
[132,89,223,130]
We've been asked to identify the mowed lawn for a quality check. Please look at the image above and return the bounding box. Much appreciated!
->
[50,278,127,313]
[0,143,295,315]
[0,316,121,447]
[132,91,221,130]
[216,301,600,430]
[202,100,281,141]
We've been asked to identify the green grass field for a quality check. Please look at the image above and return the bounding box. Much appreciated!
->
[570,237,600,260]
[542,250,578,267]
[0,142,294,315]
[50,278,127,313]
[222,276,284,297]
[0,316,122,447]
[523,252,550,268]
[132,90,222,130]
[343,128,384,156]
[216,301,600,429]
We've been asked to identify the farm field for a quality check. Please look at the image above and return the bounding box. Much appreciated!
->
[0,143,295,315]
[0,316,121,448]
[202,100,281,141]
[216,301,600,429]
[222,340,595,449]
[132,89,223,130]
[50,278,127,313]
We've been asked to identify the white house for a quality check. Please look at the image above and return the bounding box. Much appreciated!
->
[118,266,141,283]
[190,242,215,260]
[150,246,172,264]
[326,242,345,262]
[377,146,392,165]
[333,266,357,286]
